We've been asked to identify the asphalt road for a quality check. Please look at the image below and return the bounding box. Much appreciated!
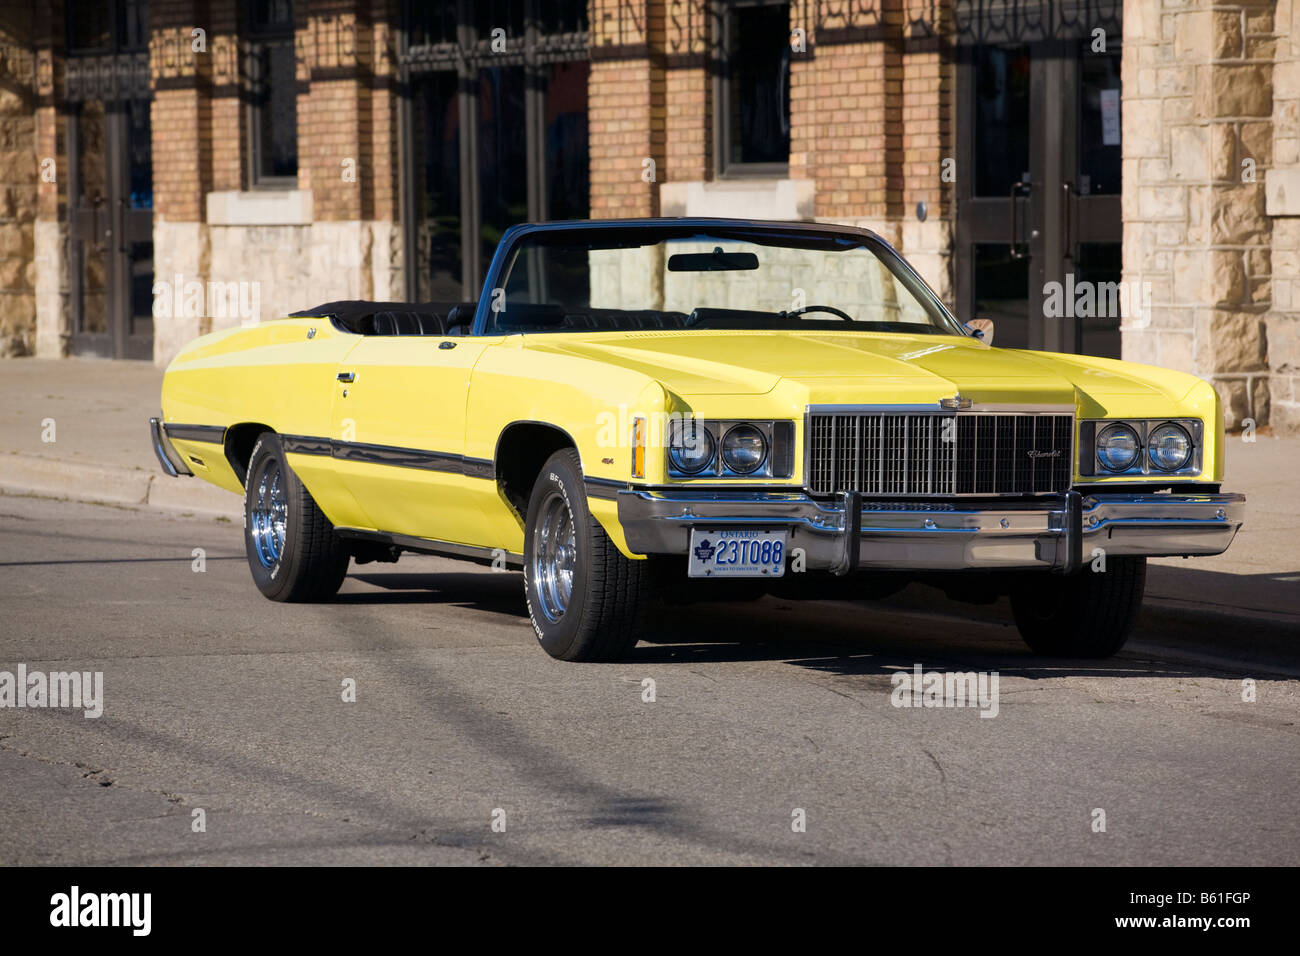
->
[2,492,1297,866]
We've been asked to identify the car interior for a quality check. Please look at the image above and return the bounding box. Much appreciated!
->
[292,300,950,337]
[292,300,479,336]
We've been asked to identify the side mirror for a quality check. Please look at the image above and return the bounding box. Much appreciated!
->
[964,318,995,345]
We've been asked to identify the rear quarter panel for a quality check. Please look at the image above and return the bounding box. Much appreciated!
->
[160,319,365,521]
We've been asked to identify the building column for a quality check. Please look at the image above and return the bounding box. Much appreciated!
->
[1266,0,1300,434]
[33,2,68,358]
[1122,0,1274,430]
[151,0,213,364]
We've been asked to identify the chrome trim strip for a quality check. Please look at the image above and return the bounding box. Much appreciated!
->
[163,422,226,443]
[332,440,462,472]
[334,527,523,568]
[149,417,192,477]
[281,435,332,456]
[281,434,496,480]
[584,476,627,500]
[462,457,495,479]
[805,403,1077,414]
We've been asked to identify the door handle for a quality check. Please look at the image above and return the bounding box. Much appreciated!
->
[1009,180,1030,260]
[1062,181,1075,262]
[337,372,355,383]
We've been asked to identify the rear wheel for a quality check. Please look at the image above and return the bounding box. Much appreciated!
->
[1010,556,1146,658]
[243,432,349,602]
[523,449,652,661]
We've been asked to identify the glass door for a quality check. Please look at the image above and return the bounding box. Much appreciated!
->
[957,43,1035,350]
[68,96,153,360]
[1067,42,1124,358]
[956,30,1123,359]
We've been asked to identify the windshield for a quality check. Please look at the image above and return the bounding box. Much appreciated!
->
[486,228,965,336]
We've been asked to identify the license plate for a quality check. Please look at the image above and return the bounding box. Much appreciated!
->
[688,528,788,578]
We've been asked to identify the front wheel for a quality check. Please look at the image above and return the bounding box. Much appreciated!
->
[243,432,350,602]
[1009,556,1146,658]
[523,449,652,661]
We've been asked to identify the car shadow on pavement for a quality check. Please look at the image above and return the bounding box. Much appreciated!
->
[341,570,528,617]
[337,567,1298,677]
[638,587,1298,678]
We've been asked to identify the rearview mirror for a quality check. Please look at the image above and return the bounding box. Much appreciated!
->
[667,247,760,272]
[965,318,995,345]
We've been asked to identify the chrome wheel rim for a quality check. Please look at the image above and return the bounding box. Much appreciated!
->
[250,457,288,568]
[532,492,576,623]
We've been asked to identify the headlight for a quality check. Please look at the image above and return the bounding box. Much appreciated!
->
[1147,422,1192,471]
[668,419,715,475]
[721,424,767,474]
[1096,423,1140,472]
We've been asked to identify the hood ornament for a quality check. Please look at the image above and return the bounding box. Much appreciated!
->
[939,394,973,410]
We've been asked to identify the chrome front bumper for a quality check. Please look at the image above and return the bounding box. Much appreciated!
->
[616,488,1246,573]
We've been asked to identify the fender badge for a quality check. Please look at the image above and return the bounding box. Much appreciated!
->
[939,394,972,410]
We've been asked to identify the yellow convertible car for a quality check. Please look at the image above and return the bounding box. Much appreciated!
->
[150,218,1245,661]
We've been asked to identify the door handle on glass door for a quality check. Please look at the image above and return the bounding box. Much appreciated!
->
[1009,180,1030,260]
[1062,181,1075,261]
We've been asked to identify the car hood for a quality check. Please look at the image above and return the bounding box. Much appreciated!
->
[524,330,1184,407]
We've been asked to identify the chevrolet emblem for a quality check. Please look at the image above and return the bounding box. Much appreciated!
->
[939,394,973,410]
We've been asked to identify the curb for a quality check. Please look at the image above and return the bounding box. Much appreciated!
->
[0,452,242,518]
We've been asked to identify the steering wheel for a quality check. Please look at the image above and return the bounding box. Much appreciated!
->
[781,305,855,322]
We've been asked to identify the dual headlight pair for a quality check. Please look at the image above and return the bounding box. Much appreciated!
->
[1091,419,1200,475]
[668,420,794,479]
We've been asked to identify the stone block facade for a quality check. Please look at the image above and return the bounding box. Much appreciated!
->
[1124,0,1299,433]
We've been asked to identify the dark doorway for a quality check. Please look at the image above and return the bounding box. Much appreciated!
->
[65,0,153,360]
[955,13,1123,358]
[400,0,590,302]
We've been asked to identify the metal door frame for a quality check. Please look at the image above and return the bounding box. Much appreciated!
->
[955,33,1121,356]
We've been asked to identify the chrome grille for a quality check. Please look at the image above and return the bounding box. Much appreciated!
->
[807,410,1073,496]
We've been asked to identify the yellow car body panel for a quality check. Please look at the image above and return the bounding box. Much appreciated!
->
[148,219,1244,664]
[161,316,1224,562]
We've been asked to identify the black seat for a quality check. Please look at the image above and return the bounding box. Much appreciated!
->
[495,303,567,332]
[372,311,445,336]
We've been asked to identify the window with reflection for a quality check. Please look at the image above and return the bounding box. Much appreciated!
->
[248,0,298,186]
[403,0,590,298]
[718,0,791,174]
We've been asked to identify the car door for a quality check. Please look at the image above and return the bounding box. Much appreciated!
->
[327,330,497,545]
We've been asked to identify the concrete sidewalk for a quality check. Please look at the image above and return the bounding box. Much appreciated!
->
[1,356,1297,632]
[0,358,240,517]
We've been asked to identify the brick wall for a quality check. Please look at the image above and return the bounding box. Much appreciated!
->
[796,6,904,221]
[589,0,664,218]
[141,0,403,363]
